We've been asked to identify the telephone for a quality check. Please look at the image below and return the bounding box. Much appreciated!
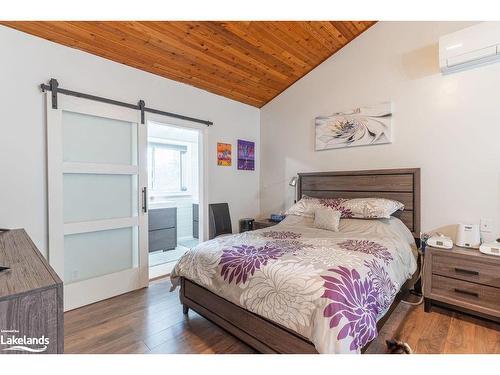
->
[427,233,453,249]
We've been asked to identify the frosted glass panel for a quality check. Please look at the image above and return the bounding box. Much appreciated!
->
[63,174,137,223]
[62,111,137,165]
[64,227,138,283]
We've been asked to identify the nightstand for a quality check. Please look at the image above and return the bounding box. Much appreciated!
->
[423,245,500,322]
[253,218,279,230]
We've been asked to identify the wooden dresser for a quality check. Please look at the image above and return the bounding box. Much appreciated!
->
[0,229,63,354]
[423,245,500,322]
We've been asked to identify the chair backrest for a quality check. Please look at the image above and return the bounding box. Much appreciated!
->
[208,203,232,239]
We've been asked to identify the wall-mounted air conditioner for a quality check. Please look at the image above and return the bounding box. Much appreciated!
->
[439,22,500,73]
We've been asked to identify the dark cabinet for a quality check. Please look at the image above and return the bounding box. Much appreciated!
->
[148,207,177,252]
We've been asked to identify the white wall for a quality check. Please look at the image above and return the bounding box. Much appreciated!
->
[260,21,500,240]
[0,26,260,257]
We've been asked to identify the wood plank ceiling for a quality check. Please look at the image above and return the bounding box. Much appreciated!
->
[1,21,375,107]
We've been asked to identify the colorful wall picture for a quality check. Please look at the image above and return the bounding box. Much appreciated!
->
[315,102,392,151]
[217,142,232,166]
[237,139,255,170]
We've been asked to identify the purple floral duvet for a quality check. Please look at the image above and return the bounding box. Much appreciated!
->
[171,217,417,353]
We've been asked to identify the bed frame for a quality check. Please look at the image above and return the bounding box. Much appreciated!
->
[180,168,421,353]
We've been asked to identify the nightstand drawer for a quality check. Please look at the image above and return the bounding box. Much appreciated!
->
[431,275,500,314]
[432,253,500,288]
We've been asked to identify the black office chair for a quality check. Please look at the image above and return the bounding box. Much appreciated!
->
[208,203,232,240]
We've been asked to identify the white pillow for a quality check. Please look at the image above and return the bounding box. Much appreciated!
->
[344,198,404,219]
[279,214,315,227]
[284,196,318,218]
[313,207,341,232]
[316,197,404,219]
[286,196,404,220]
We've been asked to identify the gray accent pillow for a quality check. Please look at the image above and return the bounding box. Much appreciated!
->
[313,207,341,231]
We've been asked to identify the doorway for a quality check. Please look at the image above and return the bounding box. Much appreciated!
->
[147,120,204,279]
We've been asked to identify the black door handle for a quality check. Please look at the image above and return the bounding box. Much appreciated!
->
[142,187,148,213]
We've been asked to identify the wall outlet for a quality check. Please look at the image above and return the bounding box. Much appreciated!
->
[480,218,493,233]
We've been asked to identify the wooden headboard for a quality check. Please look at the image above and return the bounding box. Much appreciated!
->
[297,168,421,238]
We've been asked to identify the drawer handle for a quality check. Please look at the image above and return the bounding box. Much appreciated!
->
[454,288,479,298]
[454,267,479,276]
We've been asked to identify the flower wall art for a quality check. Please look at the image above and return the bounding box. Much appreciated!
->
[315,102,392,151]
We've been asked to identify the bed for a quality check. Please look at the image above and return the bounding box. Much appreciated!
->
[171,168,421,354]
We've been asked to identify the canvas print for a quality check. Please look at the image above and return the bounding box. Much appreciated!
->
[315,102,392,151]
[217,143,232,166]
[237,139,255,170]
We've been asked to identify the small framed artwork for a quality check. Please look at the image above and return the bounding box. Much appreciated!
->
[237,139,255,170]
[217,142,232,166]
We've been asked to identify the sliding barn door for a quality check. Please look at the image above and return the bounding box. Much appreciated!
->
[46,93,148,311]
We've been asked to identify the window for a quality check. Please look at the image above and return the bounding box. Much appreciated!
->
[148,143,188,195]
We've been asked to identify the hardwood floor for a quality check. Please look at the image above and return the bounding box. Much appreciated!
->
[64,278,500,354]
